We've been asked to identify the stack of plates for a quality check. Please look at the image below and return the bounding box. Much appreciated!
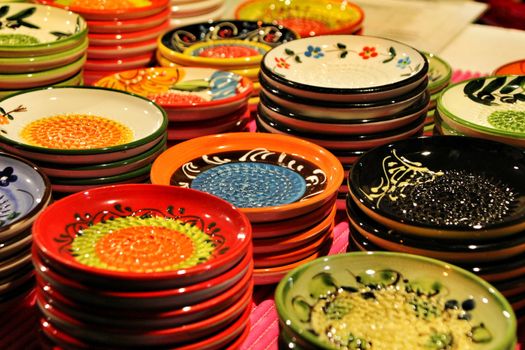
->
[435,75,525,148]
[94,67,253,145]
[150,133,344,285]
[423,52,452,135]
[169,0,227,28]
[0,153,52,315]
[346,136,525,320]
[32,184,253,349]
[0,87,167,197]
[235,0,364,37]
[257,35,429,204]
[0,3,87,99]
[156,20,299,113]
[275,252,517,350]
[36,0,170,85]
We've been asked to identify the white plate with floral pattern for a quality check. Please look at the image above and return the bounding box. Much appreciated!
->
[261,35,428,102]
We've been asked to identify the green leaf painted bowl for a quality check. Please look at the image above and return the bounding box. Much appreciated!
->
[275,251,517,350]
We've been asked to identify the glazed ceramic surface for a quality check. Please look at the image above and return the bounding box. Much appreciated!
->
[0,69,83,99]
[0,153,51,239]
[87,38,157,59]
[94,67,253,111]
[83,53,154,71]
[85,8,170,34]
[32,184,252,285]
[0,86,167,155]
[0,3,87,57]
[437,75,525,142]
[235,0,363,37]
[87,21,169,46]
[494,60,525,76]
[424,52,452,94]
[348,136,525,239]
[275,252,516,350]
[150,132,344,222]
[35,0,170,20]
[168,3,226,29]
[261,35,429,102]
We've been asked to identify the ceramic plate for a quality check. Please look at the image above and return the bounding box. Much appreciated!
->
[168,3,227,29]
[94,67,253,111]
[424,52,452,94]
[275,252,516,350]
[0,3,87,57]
[35,0,169,20]
[348,136,525,239]
[494,59,525,76]
[235,0,363,37]
[85,8,170,34]
[171,0,224,17]
[0,153,51,240]
[261,35,429,102]
[83,53,154,71]
[151,132,344,223]
[33,184,252,285]
[437,75,525,143]
[87,38,157,59]
[0,86,167,155]
[0,69,83,99]
[88,21,169,46]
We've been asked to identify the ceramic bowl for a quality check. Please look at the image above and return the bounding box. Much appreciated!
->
[437,75,525,148]
[83,53,154,71]
[234,0,363,37]
[346,195,525,263]
[35,0,169,20]
[0,153,51,241]
[494,59,525,76]
[258,89,429,135]
[150,132,344,223]
[275,251,517,350]
[259,73,430,120]
[0,69,83,99]
[85,8,171,34]
[94,67,253,119]
[0,227,32,259]
[0,3,88,57]
[0,37,87,73]
[348,136,525,240]
[168,3,227,29]
[260,35,429,102]
[49,162,152,186]
[170,0,224,17]
[256,108,426,151]
[0,54,86,89]
[0,86,167,156]
[88,21,169,46]
[32,184,252,287]
[87,38,158,59]
[424,51,452,94]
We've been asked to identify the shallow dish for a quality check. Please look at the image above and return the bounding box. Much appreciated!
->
[83,53,154,71]
[0,69,83,99]
[168,3,227,29]
[0,153,51,241]
[0,86,167,155]
[494,59,525,76]
[0,3,87,57]
[32,184,252,286]
[424,51,452,94]
[88,21,169,46]
[49,163,152,186]
[276,251,516,350]
[35,0,169,20]
[348,136,525,240]
[87,38,158,59]
[261,35,428,102]
[437,75,525,147]
[235,0,363,37]
[150,132,344,223]
[170,0,224,17]
[85,8,170,34]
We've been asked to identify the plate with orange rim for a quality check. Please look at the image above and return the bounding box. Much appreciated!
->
[150,132,344,223]
[0,86,167,156]
[34,0,170,20]
[494,59,525,76]
[32,184,252,287]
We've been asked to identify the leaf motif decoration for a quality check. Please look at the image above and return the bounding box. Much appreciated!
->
[6,7,36,21]
[500,76,525,94]
[382,46,396,63]
[0,6,9,18]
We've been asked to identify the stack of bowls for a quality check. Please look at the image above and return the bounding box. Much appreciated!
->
[275,252,517,350]
[0,153,52,313]
[169,0,227,29]
[257,35,429,204]
[235,0,364,37]
[156,20,300,112]
[422,52,452,135]
[346,136,525,320]
[435,75,525,148]
[0,86,167,197]
[150,132,344,285]
[0,3,87,99]
[35,0,170,85]
[32,184,253,349]
[94,66,253,145]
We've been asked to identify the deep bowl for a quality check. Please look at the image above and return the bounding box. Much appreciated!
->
[150,132,344,222]
[32,184,252,286]
[0,152,52,241]
[275,251,517,350]
[348,136,525,239]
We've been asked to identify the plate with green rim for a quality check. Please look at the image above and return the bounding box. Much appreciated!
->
[424,51,452,94]
[0,69,83,99]
[0,3,87,57]
[437,75,525,143]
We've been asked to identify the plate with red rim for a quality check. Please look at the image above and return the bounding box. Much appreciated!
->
[84,53,154,71]
[35,0,170,21]
[32,184,252,287]
[88,21,170,46]
[150,132,344,223]
[86,8,171,33]
[87,38,158,59]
